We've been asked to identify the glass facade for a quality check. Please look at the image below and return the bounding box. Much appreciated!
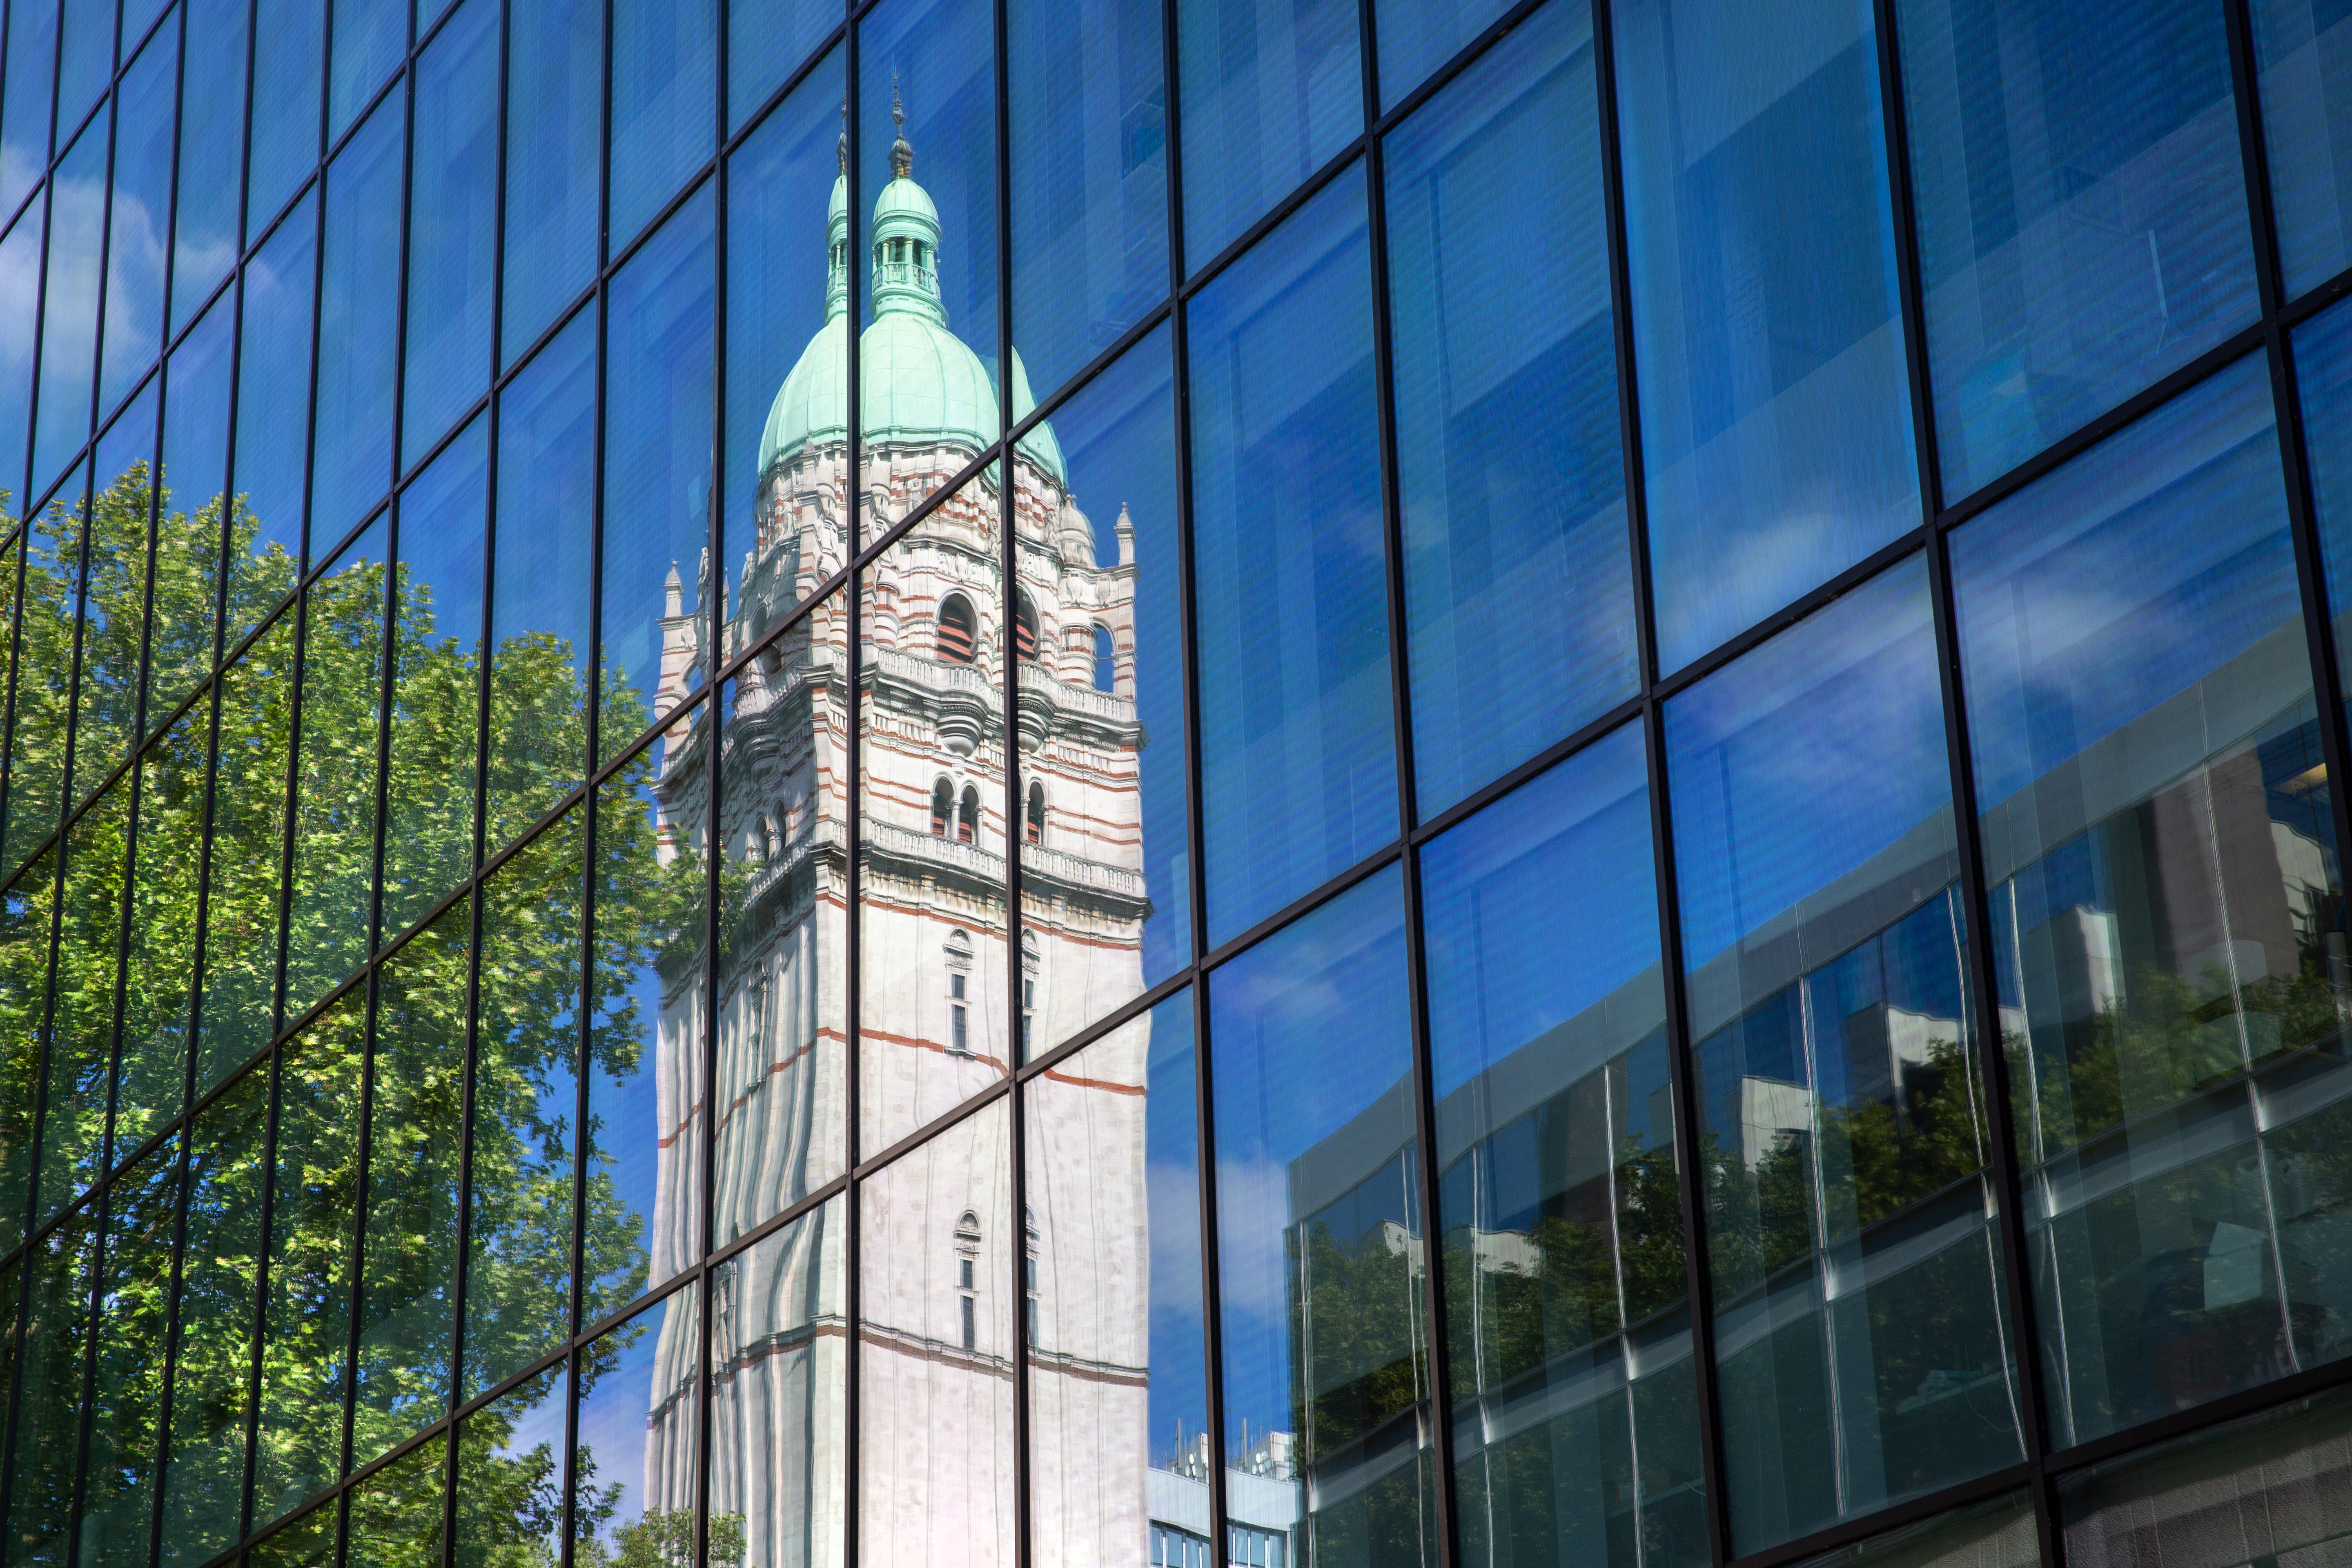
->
[7,0,2352,1564]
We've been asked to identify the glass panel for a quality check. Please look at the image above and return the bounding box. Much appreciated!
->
[1014,325,1188,1042]
[56,0,114,136]
[725,42,840,637]
[1007,0,1169,406]
[463,822,583,1401]
[2255,0,2352,295]
[1175,0,1360,268]
[487,314,596,851]
[245,0,323,234]
[195,619,296,1087]
[857,0,1004,522]
[1210,866,1424,1568]
[310,96,402,548]
[1953,355,2343,1448]
[7,1207,98,1565]
[571,1285,702,1560]
[600,188,715,760]
[252,996,368,1530]
[0,0,57,215]
[1898,0,2258,499]
[0,203,45,510]
[859,1097,1013,1565]
[1422,724,1706,1568]
[731,0,835,132]
[173,0,247,327]
[226,191,316,635]
[1615,0,1917,673]
[384,418,488,942]
[80,391,158,794]
[5,469,82,877]
[102,23,176,414]
[465,814,584,1403]
[354,900,473,1467]
[0,850,55,1250]
[1390,0,1634,815]
[452,1363,569,1565]
[709,1195,846,1568]
[284,515,388,1018]
[609,0,716,249]
[503,0,604,363]
[1799,1491,2037,1568]
[346,1434,448,1564]
[330,0,406,138]
[116,705,205,1152]
[1189,169,1394,944]
[1025,989,1205,1568]
[712,621,849,1240]
[245,1501,339,1568]
[588,719,710,1308]
[858,488,1009,1154]
[38,785,130,1221]
[153,295,232,718]
[159,1071,267,1566]
[1668,557,2022,1550]
[33,120,105,500]
[1377,0,1511,111]
[82,1136,183,1568]
[404,0,499,473]
[2300,296,2352,722]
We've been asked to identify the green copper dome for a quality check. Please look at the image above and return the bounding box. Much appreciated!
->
[758,123,1064,488]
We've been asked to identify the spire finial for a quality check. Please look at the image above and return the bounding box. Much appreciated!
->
[837,98,846,173]
[889,74,914,178]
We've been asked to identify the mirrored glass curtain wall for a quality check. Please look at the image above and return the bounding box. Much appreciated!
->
[19,0,2352,1564]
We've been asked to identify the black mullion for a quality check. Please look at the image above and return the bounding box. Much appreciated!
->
[841,4,863,1560]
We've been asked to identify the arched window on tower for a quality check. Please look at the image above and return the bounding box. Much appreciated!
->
[931,778,954,837]
[1020,930,1040,1059]
[958,786,980,844]
[1025,781,1045,846]
[1015,590,1039,662]
[945,930,974,1057]
[937,592,976,663]
[1092,624,1116,693]
[954,1209,982,1350]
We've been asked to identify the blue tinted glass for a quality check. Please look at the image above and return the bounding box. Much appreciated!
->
[1190,169,1394,943]
[601,187,713,756]
[2256,0,2352,293]
[504,0,603,362]
[610,0,716,250]
[33,120,107,501]
[330,0,406,137]
[1176,0,1360,268]
[1018,325,1190,1005]
[310,94,401,548]
[1668,556,2023,1549]
[0,0,57,216]
[731,0,836,131]
[571,1292,701,1560]
[1616,0,1918,673]
[1390,0,1633,814]
[2306,298,2352,697]
[56,0,113,136]
[1899,0,2258,499]
[101,24,176,415]
[246,0,323,232]
[0,205,43,512]
[1377,0,1510,109]
[226,190,316,634]
[173,0,247,327]
[1422,725,1701,1568]
[488,313,595,842]
[404,0,499,471]
[1007,0,1169,404]
[1953,357,2343,1447]
[159,294,232,613]
[1211,867,1424,1568]
[125,0,172,53]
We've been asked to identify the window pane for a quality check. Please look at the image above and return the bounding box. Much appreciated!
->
[609,0,716,250]
[0,0,57,216]
[731,0,836,132]
[572,1286,702,1560]
[34,120,106,500]
[1007,0,1169,406]
[226,192,316,637]
[6,470,82,878]
[1799,1491,2037,1568]
[0,851,53,1251]
[102,24,176,415]
[38,786,130,1221]
[588,722,710,1307]
[1423,724,1705,1568]
[195,619,295,1087]
[1391,0,1634,814]
[2255,0,2352,295]
[116,706,205,1151]
[1376,0,1511,111]
[404,0,500,473]
[504,0,604,362]
[246,1500,339,1568]
[465,811,584,1401]
[1026,989,1205,1568]
[173,0,246,328]
[1190,168,1394,944]
[80,390,159,795]
[1176,0,1360,268]
[857,0,1004,522]
[245,0,323,234]
[82,1136,183,1568]
[56,0,114,136]
[346,1432,448,1564]
[1016,326,1188,1041]
[708,1196,846,1567]
[1953,354,2341,1448]
[860,1097,1013,1566]
[1668,557,2022,1549]
[153,295,232,718]
[1212,867,1422,1568]
[1,204,46,512]
[859,490,1007,1151]
[1898,0,2258,499]
[452,1363,569,1564]
[2299,295,2352,719]
[310,97,401,548]
[601,189,715,760]
[1616,0,1918,673]
[7,1206,96,1564]
[330,0,406,139]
